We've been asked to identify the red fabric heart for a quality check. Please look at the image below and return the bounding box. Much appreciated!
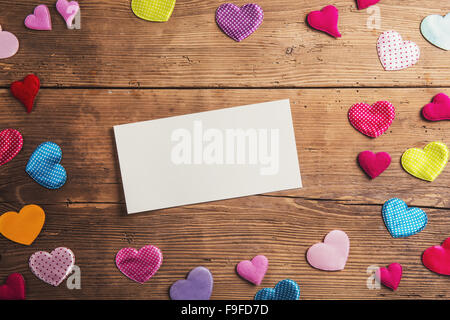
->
[0,129,23,167]
[10,74,40,113]
[423,237,450,275]
[422,93,450,121]
[0,273,26,300]
[358,151,391,179]
[357,0,381,10]
[375,263,402,291]
[307,5,341,38]
[348,101,395,138]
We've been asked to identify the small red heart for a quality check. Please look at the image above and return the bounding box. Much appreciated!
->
[10,74,40,113]
[0,273,26,300]
[357,0,381,10]
[422,93,450,121]
[375,263,402,291]
[307,5,341,38]
[358,151,391,179]
[348,101,395,138]
[423,237,450,275]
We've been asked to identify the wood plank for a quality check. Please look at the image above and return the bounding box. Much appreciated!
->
[0,0,449,87]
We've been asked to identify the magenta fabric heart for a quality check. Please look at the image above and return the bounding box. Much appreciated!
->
[375,263,402,290]
[358,151,391,179]
[170,266,213,300]
[307,230,350,271]
[357,0,380,10]
[348,101,395,138]
[236,255,268,285]
[422,93,450,121]
[115,245,163,283]
[0,129,23,167]
[216,3,264,42]
[56,0,80,29]
[25,5,52,31]
[307,5,341,38]
[29,247,75,286]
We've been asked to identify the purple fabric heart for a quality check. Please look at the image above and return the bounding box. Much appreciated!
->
[216,3,264,42]
[170,266,213,300]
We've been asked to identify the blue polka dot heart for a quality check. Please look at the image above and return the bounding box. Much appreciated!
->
[382,198,427,238]
[254,279,300,300]
[26,142,67,190]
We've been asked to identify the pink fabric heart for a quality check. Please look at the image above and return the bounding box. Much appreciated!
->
[25,5,52,31]
[358,151,391,179]
[375,263,402,290]
[307,5,341,38]
[29,247,75,286]
[0,129,23,167]
[0,27,20,59]
[56,0,80,29]
[377,30,420,71]
[115,245,163,283]
[422,93,450,121]
[357,0,381,10]
[422,237,450,275]
[348,101,395,138]
[307,230,350,271]
[236,255,268,285]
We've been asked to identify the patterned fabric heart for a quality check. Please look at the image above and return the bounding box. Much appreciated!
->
[236,255,268,285]
[0,273,25,300]
[401,142,449,182]
[115,245,163,283]
[422,93,450,121]
[357,151,391,179]
[348,101,395,138]
[307,5,341,38]
[131,0,176,22]
[377,30,420,71]
[375,263,402,291]
[382,198,427,238]
[0,129,23,167]
[29,247,75,286]
[170,266,213,300]
[422,237,450,275]
[357,0,380,10]
[10,74,40,113]
[26,142,67,189]
[0,205,45,246]
[306,230,349,271]
[216,3,264,42]
[254,279,300,300]
[24,5,52,30]
[421,13,450,51]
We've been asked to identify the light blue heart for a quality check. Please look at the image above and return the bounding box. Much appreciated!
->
[26,142,67,190]
[254,279,300,300]
[421,13,450,51]
[382,198,427,238]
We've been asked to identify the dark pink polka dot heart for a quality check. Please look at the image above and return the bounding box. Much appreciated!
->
[0,129,23,167]
[348,101,396,138]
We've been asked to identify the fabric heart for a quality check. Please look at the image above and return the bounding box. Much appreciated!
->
[382,198,427,238]
[348,101,395,138]
[307,5,341,38]
[26,142,67,189]
[170,266,213,300]
[10,74,40,113]
[115,245,163,283]
[357,0,380,10]
[0,26,19,59]
[0,205,45,246]
[56,0,80,29]
[377,30,420,71]
[29,247,75,286]
[216,3,264,42]
[0,274,25,300]
[254,279,300,300]
[131,0,177,22]
[375,263,402,291]
[358,151,391,179]
[401,142,449,182]
[307,230,349,271]
[24,5,52,30]
[422,237,450,275]
[236,255,268,285]
[422,93,450,121]
[421,13,450,51]
[0,129,23,167]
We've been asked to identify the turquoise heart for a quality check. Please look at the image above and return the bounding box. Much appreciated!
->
[421,13,450,51]
[382,198,427,238]
[26,142,67,189]
[254,279,300,300]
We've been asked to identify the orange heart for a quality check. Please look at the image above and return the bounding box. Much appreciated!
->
[0,205,45,245]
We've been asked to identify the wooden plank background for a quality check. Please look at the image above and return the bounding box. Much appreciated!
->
[1,0,450,300]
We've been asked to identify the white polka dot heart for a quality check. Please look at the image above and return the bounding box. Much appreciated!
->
[377,30,420,71]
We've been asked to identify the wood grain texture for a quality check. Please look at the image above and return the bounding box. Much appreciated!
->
[0,0,449,87]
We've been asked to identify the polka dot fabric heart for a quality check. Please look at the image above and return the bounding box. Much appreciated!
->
[254,279,300,300]
[348,101,395,138]
[382,198,428,238]
[115,245,163,284]
[377,30,420,71]
[0,129,23,167]
[29,247,75,287]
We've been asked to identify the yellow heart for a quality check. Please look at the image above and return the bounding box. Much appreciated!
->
[0,205,45,245]
[131,0,176,22]
[401,142,449,182]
